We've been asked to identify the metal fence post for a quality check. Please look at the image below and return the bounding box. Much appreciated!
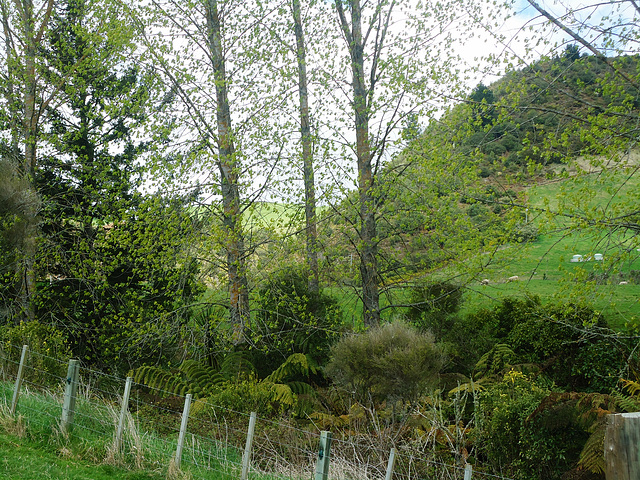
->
[385,447,396,480]
[314,431,332,480]
[174,393,192,470]
[241,411,257,480]
[114,377,133,452]
[61,359,80,434]
[464,463,473,480]
[10,345,28,415]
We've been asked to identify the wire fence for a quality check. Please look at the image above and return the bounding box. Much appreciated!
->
[0,343,516,480]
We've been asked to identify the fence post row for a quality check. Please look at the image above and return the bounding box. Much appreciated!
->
[241,411,257,480]
[2,350,488,479]
[61,359,80,434]
[315,430,332,480]
[10,345,28,415]
[115,377,133,453]
[174,393,192,470]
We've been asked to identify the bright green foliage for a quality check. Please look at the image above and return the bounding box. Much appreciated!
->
[476,372,628,479]
[466,296,632,392]
[476,371,554,480]
[325,322,444,407]
[251,266,343,376]
[25,0,201,373]
[35,195,203,372]
[0,320,70,386]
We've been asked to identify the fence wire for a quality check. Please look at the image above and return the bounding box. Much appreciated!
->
[0,344,517,480]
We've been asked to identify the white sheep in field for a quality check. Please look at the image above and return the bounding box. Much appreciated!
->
[480,279,490,285]
[619,281,629,285]
[507,275,519,282]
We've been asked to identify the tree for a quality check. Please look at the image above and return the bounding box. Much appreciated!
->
[29,0,201,371]
[137,0,295,341]
[329,0,470,326]
[0,0,55,320]
[0,0,142,322]
[291,0,319,293]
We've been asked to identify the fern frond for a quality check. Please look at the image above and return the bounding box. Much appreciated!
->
[219,352,255,380]
[620,378,640,397]
[612,389,640,413]
[268,382,296,408]
[265,353,318,383]
[578,427,606,474]
[287,380,315,396]
[474,344,516,379]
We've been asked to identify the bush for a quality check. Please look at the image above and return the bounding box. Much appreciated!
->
[251,266,343,377]
[325,322,445,407]
[0,321,71,386]
[477,371,586,480]
[406,282,463,339]
[465,297,623,392]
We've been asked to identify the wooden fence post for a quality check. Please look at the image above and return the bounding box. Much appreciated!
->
[314,431,332,480]
[385,447,396,480]
[241,411,257,480]
[114,377,133,453]
[10,345,28,415]
[605,412,640,479]
[61,359,80,434]
[174,394,192,470]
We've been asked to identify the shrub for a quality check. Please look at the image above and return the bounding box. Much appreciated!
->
[252,266,343,377]
[478,371,601,479]
[466,297,623,392]
[325,322,445,407]
[0,321,71,386]
[406,281,463,339]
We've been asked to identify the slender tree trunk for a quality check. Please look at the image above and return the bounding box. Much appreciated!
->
[292,0,319,293]
[205,0,249,341]
[15,0,48,322]
[22,25,38,322]
[336,0,380,326]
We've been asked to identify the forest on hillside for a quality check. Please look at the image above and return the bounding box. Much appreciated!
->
[2,0,640,478]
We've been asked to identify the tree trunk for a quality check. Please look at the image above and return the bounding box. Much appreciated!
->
[292,0,319,294]
[336,0,380,327]
[205,0,249,341]
[16,0,45,322]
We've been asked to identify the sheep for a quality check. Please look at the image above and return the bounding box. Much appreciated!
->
[619,281,629,285]
[507,275,519,282]
[480,279,490,285]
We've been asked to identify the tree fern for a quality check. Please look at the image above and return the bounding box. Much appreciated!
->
[264,353,317,384]
[474,344,517,379]
[219,352,256,380]
[578,427,605,474]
